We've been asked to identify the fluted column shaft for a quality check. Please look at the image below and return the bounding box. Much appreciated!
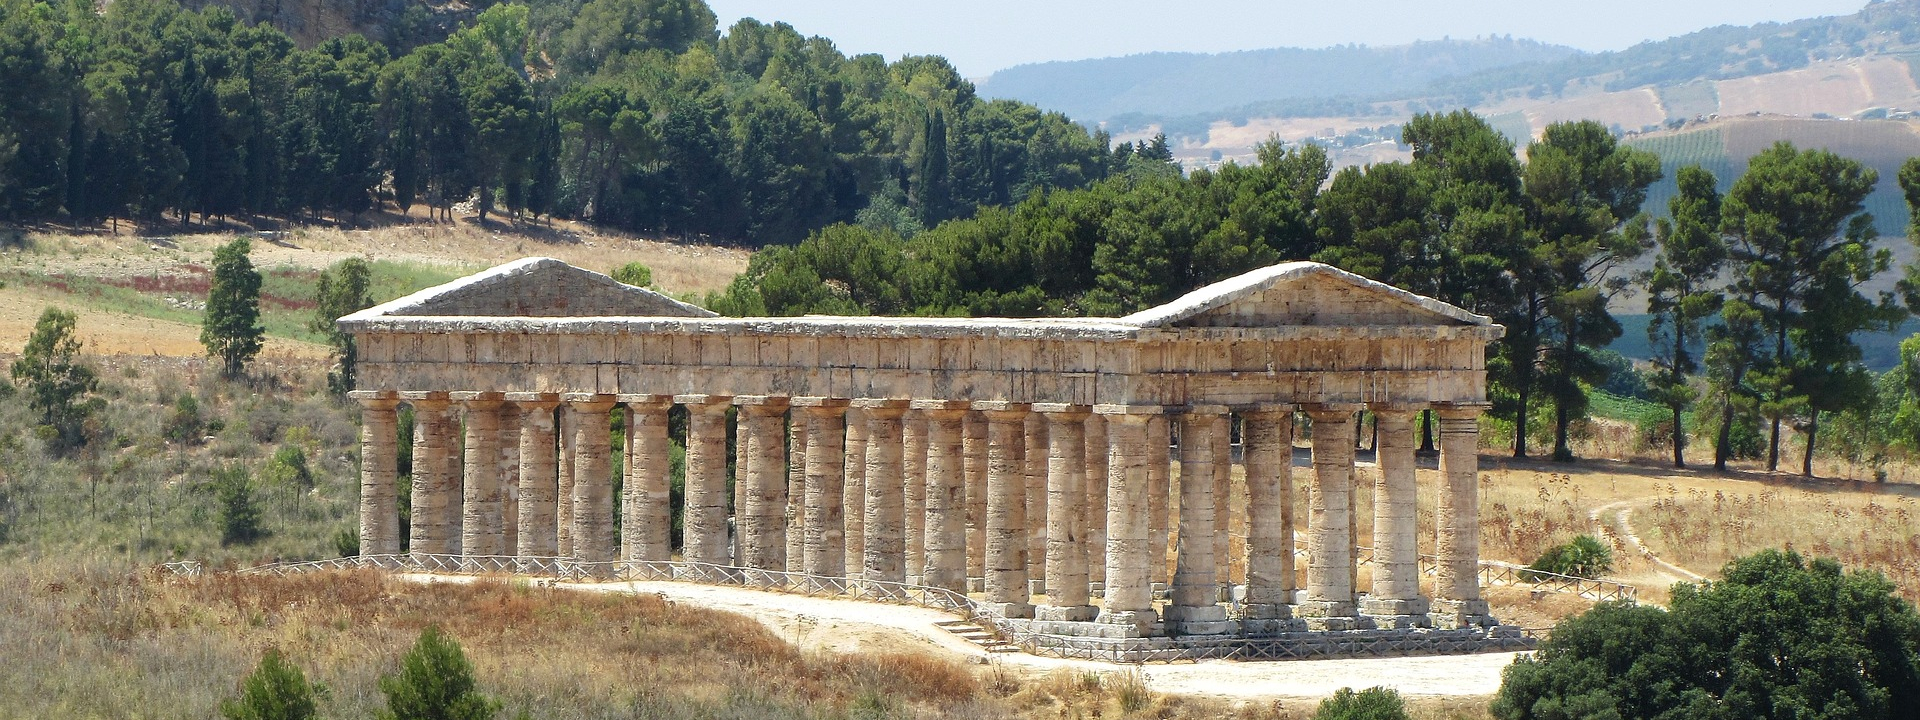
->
[1212,413,1232,587]
[979,404,1032,617]
[786,415,807,573]
[738,398,790,570]
[406,395,456,557]
[1023,412,1049,590]
[1098,409,1157,626]
[963,411,989,586]
[355,394,401,556]
[1146,415,1171,587]
[681,396,733,566]
[843,408,868,577]
[458,394,506,557]
[1303,405,1360,627]
[919,403,969,592]
[1366,406,1428,624]
[498,404,521,557]
[1241,406,1295,618]
[1166,407,1230,632]
[568,396,616,567]
[512,397,560,557]
[556,408,574,558]
[1083,413,1109,587]
[1038,404,1095,620]
[859,402,908,586]
[903,411,928,584]
[625,397,673,562]
[798,400,848,578]
[1435,404,1491,627]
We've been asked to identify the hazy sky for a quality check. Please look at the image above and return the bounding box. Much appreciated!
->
[703,1,1873,76]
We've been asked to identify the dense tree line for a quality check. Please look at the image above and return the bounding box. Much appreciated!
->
[0,0,1116,244]
[721,110,1920,472]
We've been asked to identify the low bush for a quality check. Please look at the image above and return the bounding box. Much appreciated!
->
[1524,534,1613,580]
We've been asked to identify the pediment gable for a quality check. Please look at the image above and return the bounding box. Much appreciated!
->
[1121,262,1489,328]
[345,257,717,320]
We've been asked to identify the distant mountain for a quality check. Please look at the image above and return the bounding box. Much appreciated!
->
[976,37,1579,122]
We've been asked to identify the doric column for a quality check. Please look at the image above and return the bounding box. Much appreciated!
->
[455,392,506,558]
[403,393,456,557]
[786,413,807,573]
[1036,404,1095,621]
[737,396,790,571]
[1433,403,1492,628]
[497,403,521,557]
[1146,414,1171,587]
[1302,404,1361,629]
[843,407,868,578]
[796,398,849,579]
[556,407,574,558]
[976,402,1032,617]
[902,410,928,585]
[623,396,673,562]
[1022,411,1049,593]
[679,395,733,567]
[1240,404,1296,622]
[353,392,401,556]
[1096,406,1158,630]
[1365,405,1429,626]
[963,410,989,589]
[509,394,560,557]
[1083,413,1109,587]
[857,400,909,588]
[917,401,969,592]
[1167,406,1231,633]
[567,394,617,569]
[1212,412,1232,589]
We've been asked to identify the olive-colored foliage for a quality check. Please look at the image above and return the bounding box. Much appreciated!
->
[1525,534,1614,580]
[10,307,102,454]
[204,238,265,379]
[378,626,501,720]
[1314,687,1411,720]
[1494,550,1920,720]
[312,257,374,394]
[219,649,324,720]
[610,261,653,288]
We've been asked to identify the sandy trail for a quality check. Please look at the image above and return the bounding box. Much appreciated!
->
[404,574,1519,701]
[1589,498,1708,587]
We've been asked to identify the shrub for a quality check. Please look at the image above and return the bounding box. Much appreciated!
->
[1525,534,1614,580]
[11,306,100,454]
[1314,686,1410,720]
[216,465,266,546]
[263,445,313,489]
[334,527,360,558]
[610,261,653,288]
[162,394,205,444]
[219,648,323,720]
[379,626,500,720]
[203,237,263,379]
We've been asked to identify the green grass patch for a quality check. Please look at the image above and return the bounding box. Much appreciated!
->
[1587,388,1661,423]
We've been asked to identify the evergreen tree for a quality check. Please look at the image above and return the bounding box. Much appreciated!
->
[1642,165,1726,468]
[311,257,374,394]
[202,237,264,379]
[379,626,500,720]
[10,306,100,454]
[219,648,323,720]
[216,464,265,546]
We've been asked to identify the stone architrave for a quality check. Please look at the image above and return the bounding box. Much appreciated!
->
[623,396,673,562]
[1302,404,1361,630]
[510,394,560,558]
[1096,406,1158,630]
[857,400,909,592]
[1433,404,1492,629]
[737,397,790,571]
[977,402,1032,618]
[1240,404,1296,623]
[1165,406,1230,634]
[352,392,401,556]
[795,398,849,581]
[455,392,506,558]
[1083,413,1108,587]
[404,393,455,557]
[567,395,617,571]
[1364,405,1429,626]
[680,395,733,567]
[917,401,969,592]
[1036,404,1095,621]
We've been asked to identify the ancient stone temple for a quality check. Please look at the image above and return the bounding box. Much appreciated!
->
[341,257,1515,656]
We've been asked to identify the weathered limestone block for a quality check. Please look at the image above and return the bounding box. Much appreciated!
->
[797,398,849,579]
[1303,405,1361,630]
[1096,406,1158,628]
[568,395,617,569]
[1083,413,1108,586]
[681,395,733,566]
[918,401,969,592]
[405,394,456,557]
[1037,404,1095,621]
[1433,404,1492,629]
[737,397,790,571]
[354,393,402,556]
[1365,406,1429,626]
[511,395,560,557]
[623,396,673,562]
[1167,407,1230,634]
[455,393,506,557]
[858,401,909,589]
[978,402,1033,618]
[1240,405,1295,620]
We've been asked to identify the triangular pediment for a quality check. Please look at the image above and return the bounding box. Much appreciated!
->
[1121,262,1489,328]
[346,257,717,320]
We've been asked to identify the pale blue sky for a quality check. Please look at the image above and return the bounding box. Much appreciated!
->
[703,1,1873,76]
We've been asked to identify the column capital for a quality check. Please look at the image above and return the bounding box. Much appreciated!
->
[350,390,399,409]
[790,396,850,408]
[450,391,506,410]
[1176,404,1230,416]
[1233,402,1297,417]
[1434,402,1491,420]
[398,390,450,408]
[504,391,560,407]
[851,398,911,417]
[910,399,971,414]
[734,395,791,414]
[563,393,618,412]
[970,400,1031,414]
[1093,403,1165,416]
[1032,403,1091,418]
[617,393,674,407]
[1303,403,1362,421]
[1368,402,1425,421]
[676,394,733,412]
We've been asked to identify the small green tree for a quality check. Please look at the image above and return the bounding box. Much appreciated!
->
[379,626,500,720]
[219,648,323,720]
[609,261,653,288]
[311,257,374,394]
[1314,687,1410,720]
[216,465,266,546]
[1525,535,1614,580]
[203,237,264,379]
[10,306,100,453]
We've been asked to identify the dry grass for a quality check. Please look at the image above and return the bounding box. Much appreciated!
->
[1637,484,1920,603]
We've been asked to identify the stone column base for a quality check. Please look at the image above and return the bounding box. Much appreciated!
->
[1429,598,1496,629]
[981,601,1034,619]
[1240,602,1294,620]
[1361,596,1431,620]
[1036,604,1099,621]
[1097,608,1159,628]
[1163,604,1234,635]
[1297,600,1365,631]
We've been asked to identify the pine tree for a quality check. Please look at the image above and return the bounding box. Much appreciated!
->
[1642,165,1726,468]
[311,257,373,394]
[379,627,500,720]
[202,237,264,379]
[10,306,100,454]
[219,648,322,720]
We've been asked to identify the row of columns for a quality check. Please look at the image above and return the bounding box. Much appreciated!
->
[357,392,1490,632]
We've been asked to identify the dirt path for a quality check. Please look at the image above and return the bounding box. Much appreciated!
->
[1589,498,1708,587]
[427,576,1520,701]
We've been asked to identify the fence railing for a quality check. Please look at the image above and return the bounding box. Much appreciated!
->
[1347,546,1637,603]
